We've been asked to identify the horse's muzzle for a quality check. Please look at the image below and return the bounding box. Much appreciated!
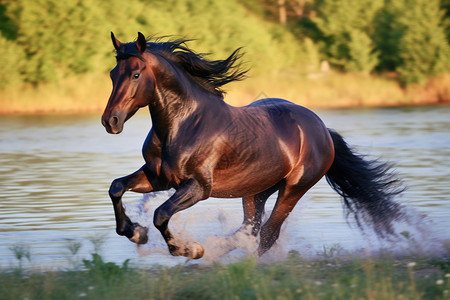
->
[102,114,124,134]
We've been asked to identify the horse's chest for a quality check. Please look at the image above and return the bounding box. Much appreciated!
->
[160,144,204,180]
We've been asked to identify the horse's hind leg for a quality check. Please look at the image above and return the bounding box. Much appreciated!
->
[242,183,280,236]
[258,182,313,256]
[109,165,169,244]
[209,185,280,256]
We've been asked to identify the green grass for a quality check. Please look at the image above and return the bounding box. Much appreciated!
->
[2,241,450,300]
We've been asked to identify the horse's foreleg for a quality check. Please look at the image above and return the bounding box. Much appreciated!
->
[153,179,208,259]
[109,165,169,244]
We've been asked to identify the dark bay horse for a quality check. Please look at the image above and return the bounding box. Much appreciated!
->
[101,32,403,259]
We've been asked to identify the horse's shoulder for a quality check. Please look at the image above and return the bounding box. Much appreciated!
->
[142,129,163,161]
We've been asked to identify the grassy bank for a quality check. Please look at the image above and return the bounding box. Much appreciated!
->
[227,72,450,108]
[1,72,449,114]
[0,73,112,114]
[1,248,449,300]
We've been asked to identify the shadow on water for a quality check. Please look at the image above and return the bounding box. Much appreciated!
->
[0,107,449,269]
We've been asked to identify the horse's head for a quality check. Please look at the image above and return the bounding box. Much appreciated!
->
[102,32,155,134]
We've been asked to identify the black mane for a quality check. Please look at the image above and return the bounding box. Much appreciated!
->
[115,37,248,98]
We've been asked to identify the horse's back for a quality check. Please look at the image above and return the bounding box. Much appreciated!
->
[246,98,330,141]
[246,98,334,180]
[247,98,292,108]
[247,98,321,122]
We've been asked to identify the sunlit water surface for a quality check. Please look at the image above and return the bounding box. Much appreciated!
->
[0,106,449,269]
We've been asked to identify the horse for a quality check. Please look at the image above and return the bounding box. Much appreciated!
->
[101,32,404,259]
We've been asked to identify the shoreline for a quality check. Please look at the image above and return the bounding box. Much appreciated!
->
[2,100,449,116]
[1,72,449,115]
[1,96,448,115]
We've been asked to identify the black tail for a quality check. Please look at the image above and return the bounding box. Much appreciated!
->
[325,129,404,237]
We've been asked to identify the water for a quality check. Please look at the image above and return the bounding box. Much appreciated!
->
[0,106,449,269]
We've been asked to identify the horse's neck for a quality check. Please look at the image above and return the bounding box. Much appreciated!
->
[149,62,225,139]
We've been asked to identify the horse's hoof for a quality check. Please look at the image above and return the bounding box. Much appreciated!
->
[168,241,204,259]
[188,242,204,259]
[129,226,148,244]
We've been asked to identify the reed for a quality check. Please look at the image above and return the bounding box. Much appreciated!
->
[0,73,111,114]
[1,72,449,115]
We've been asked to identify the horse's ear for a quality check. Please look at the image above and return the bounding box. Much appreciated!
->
[136,32,147,53]
[111,32,121,51]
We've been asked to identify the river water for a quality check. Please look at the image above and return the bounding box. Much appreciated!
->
[0,106,449,269]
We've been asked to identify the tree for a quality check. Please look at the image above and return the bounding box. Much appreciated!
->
[374,0,450,85]
[346,30,379,73]
[0,33,25,89]
[441,0,450,42]
[0,0,321,90]
[311,0,382,72]
[1,0,107,84]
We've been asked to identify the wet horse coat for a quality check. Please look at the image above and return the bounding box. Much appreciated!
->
[102,33,403,258]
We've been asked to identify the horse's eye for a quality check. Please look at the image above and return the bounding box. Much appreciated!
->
[132,73,140,80]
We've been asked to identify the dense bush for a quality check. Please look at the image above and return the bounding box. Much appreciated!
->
[0,0,449,89]
[308,0,449,82]
[374,0,450,85]
[310,0,382,73]
[0,0,318,88]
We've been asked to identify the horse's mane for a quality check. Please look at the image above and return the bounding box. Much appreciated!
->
[115,36,248,99]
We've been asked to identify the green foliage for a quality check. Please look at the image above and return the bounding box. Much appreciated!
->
[0,2,18,40]
[83,253,131,283]
[0,0,449,93]
[346,29,379,73]
[440,0,450,44]
[2,0,106,83]
[0,0,318,89]
[374,0,450,85]
[311,0,382,72]
[9,243,31,270]
[302,0,450,82]
[0,33,26,89]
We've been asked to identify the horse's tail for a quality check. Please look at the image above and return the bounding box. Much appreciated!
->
[325,129,404,236]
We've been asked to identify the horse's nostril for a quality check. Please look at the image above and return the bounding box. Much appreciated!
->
[109,116,119,127]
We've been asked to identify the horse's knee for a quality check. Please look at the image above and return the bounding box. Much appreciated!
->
[153,206,170,230]
[116,226,127,237]
[109,178,125,200]
[116,223,132,237]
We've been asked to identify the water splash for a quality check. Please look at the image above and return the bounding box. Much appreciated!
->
[124,190,449,265]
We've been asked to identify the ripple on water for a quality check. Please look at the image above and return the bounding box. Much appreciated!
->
[0,107,449,268]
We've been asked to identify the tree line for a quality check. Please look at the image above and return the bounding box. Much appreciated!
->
[0,0,449,90]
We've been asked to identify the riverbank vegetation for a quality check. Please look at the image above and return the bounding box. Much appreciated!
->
[2,241,449,300]
[1,0,450,113]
